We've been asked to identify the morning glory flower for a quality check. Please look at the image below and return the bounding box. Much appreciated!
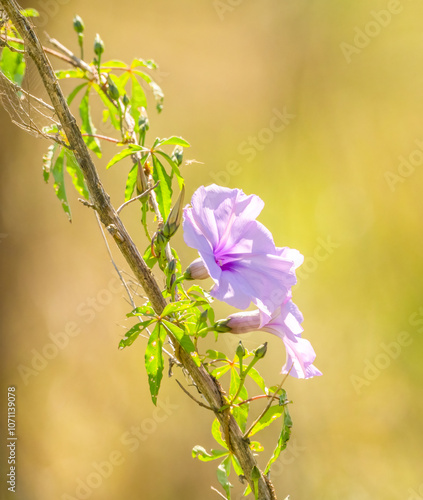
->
[183,184,303,326]
[221,298,322,379]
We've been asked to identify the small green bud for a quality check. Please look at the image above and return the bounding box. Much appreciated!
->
[162,186,185,239]
[155,231,168,248]
[236,340,246,359]
[254,342,268,360]
[166,258,177,275]
[94,33,104,57]
[171,146,183,166]
[122,94,130,107]
[214,319,231,333]
[138,115,149,132]
[107,76,120,101]
[73,15,84,34]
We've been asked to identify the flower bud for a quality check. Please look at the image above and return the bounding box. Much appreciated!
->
[155,231,167,248]
[226,310,261,334]
[254,342,268,360]
[236,341,246,359]
[122,94,130,107]
[162,186,185,239]
[94,34,104,57]
[73,15,84,34]
[166,258,177,275]
[138,115,149,132]
[107,76,119,101]
[213,319,231,333]
[184,258,210,280]
[171,146,183,166]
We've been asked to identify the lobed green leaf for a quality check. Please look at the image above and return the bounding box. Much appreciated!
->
[161,320,200,366]
[64,150,89,199]
[0,44,25,85]
[211,419,228,450]
[192,446,228,462]
[264,406,293,474]
[119,319,154,349]
[249,405,285,437]
[79,88,102,157]
[144,323,167,405]
[216,456,232,499]
[156,136,190,148]
[50,149,71,220]
[124,164,138,202]
[151,155,172,219]
[106,146,144,169]
[127,304,156,317]
[55,68,86,80]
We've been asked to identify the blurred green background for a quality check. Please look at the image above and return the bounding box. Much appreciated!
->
[1,0,423,499]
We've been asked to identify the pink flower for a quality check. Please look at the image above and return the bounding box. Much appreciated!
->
[183,184,303,326]
[225,298,322,379]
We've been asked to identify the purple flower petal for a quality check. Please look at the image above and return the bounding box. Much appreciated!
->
[183,184,301,320]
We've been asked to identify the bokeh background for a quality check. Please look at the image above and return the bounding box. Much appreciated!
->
[1,1,423,499]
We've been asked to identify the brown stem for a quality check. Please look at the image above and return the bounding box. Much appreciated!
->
[0,34,75,65]
[0,2,277,498]
[81,133,119,144]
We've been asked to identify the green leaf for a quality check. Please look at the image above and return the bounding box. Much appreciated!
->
[145,323,167,405]
[124,164,138,202]
[130,74,147,113]
[92,82,121,131]
[20,8,39,17]
[119,319,155,349]
[233,404,249,433]
[131,58,157,70]
[187,285,213,303]
[143,245,158,269]
[51,149,71,220]
[67,82,88,105]
[127,304,156,317]
[55,68,86,80]
[264,406,293,474]
[64,150,89,199]
[249,441,264,452]
[79,89,101,157]
[155,150,184,190]
[156,136,190,148]
[248,367,267,394]
[211,419,228,450]
[217,456,232,499]
[0,44,25,85]
[106,146,144,169]
[42,144,56,183]
[211,364,231,380]
[161,300,195,317]
[151,155,172,219]
[249,405,285,437]
[161,320,200,366]
[231,456,244,477]
[206,350,228,361]
[102,60,128,68]
[192,446,228,462]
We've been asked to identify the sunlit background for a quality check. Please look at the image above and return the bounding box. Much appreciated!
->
[1,1,423,499]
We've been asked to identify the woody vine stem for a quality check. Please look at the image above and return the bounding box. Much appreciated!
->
[0,1,277,498]
[1,1,324,498]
